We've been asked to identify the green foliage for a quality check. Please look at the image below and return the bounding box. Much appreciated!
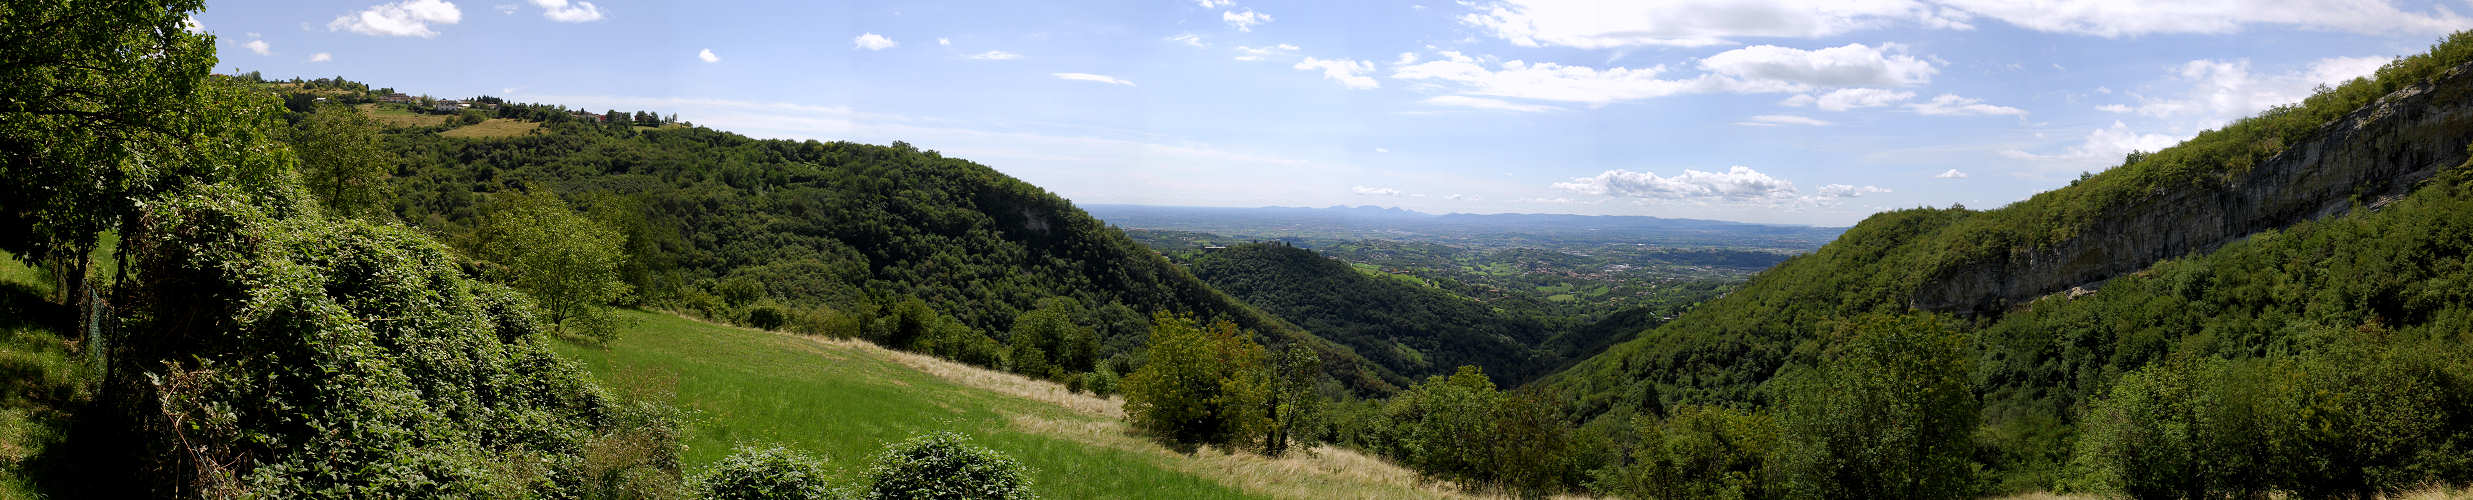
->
[1120,314,1269,451]
[1771,314,1977,500]
[692,445,839,500]
[1590,405,1776,500]
[112,184,656,497]
[1390,367,1503,487]
[1186,242,1557,383]
[290,104,392,217]
[2065,330,2473,498]
[1003,299,1096,379]
[863,432,1035,500]
[475,189,632,342]
[1260,343,1324,457]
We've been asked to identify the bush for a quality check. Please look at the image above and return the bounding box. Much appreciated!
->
[1120,314,1268,450]
[1591,405,1777,500]
[745,302,789,331]
[692,445,839,500]
[1772,314,1977,500]
[865,432,1035,500]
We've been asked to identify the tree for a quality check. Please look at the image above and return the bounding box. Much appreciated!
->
[290,104,391,217]
[1121,314,1268,451]
[476,188,631,341]
[1006,298,1098,379]
[1591,405,1778,500]
[1773,314,1977,500]
[0,0,224,307]
[1392,366,1503,488]
[1262,343,1324,457]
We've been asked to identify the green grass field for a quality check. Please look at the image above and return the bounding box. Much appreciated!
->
[354,103,449,127]
[555,311,1465,499]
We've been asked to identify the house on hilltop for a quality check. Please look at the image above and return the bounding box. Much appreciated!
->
[379,93,414,104]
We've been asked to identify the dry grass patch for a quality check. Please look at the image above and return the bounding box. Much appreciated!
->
[440,118,541,139]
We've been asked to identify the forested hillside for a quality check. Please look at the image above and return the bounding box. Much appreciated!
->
[1183,242,1716,385]
[1540,33,2473,496]
[355,101,1405,391]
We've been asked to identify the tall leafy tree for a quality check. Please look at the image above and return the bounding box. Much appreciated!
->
[289,104,391,216]
[1772,314,1978,500]
[1121,314,1269,451]
[475,189,631,341]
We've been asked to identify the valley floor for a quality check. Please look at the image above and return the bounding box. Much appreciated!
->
[554,310,1490,499]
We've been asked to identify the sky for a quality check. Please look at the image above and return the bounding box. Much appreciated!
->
[194,0,2470,225]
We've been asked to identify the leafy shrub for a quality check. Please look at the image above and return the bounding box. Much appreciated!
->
[864,432,1035,500]
[692,445,839,500]
[745,302,789,331]
[1121,314,1267,450]
[1772,314,1977,500]
[1590,405,1777,500]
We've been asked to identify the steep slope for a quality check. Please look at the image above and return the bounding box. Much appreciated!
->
[1543,35,2473,419]
[1185,242,1557,383]
[375,120,1404,391]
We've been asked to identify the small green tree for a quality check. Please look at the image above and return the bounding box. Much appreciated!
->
[1392,366,1504,488]
[476,189,631,341]
[1262,343,1324,457]
[865,432,1035,500]
[1121,314,1269,451]
[290,104,392,217]
[692,445,838,500]
[1591,405,1778,500]
[1773,314,1977,500]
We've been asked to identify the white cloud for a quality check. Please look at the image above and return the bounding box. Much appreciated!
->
[244,39,271,55]
[1737,114,1832,126]
[1697,43,1936,88]
[1458,0,1956,48]
[1785,88,1916,111]
[938,37,951,46]
[2098,56,2389,130]
[1392,43,1932,107]
[1553,166,1800,201]
[1352,186,1404,196]
[1223,9,1272,31]
[2001,121,2181,166]
[530,0,602,22]
[966,50,1021,60]
[1376,147,1391,153]
[1054,73,1136,86]
[309,52,333,62]
[1817,184,1891,197]
[697,48,720,63]
[1906,94,2026,116]
[1195,0,1234,7]
[328,0,462,38]
[1233,44,1298,61]
[1167,33,1207,48]
[1294,57,1379,89]
[853,33,898,51]
[1933,168,1968,179]
[494,3,517,14]
[1421,95,1564,112]
[183,15,205,34]
[1932,0,2473,38]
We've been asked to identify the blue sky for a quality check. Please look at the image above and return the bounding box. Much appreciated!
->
[197,0,2467,225]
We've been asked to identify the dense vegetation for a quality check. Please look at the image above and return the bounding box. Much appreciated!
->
[1531,33,2473,497]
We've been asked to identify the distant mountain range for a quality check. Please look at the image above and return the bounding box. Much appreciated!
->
[1082,204,1846,251]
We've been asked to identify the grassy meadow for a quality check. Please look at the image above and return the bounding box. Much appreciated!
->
[440,118,542,138]
[554,310,1471,499]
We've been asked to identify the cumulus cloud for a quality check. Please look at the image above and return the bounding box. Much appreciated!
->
[1698,43,1936,88]
[309,52,333,62]
[1736,114,1831,126]
[1783,88,1916,111]
[244,39,271,55]
[1294,57,1378,89]
[1233,44,1298,61]
[1054,73,1136,86]
[1932,0,2473,38]
[1195,0,1233,7]
[1458,0,1964,48]
[1223,9,1272,31]
[530,0,602,22]
[1906,94,2026,116]
[1456,0,2471,47]
[1817,184,1891,198]
[852,33,898,51]
[1553,166,1800,201]
[1421,95,1564,112]
[2001,121,2182,166]
[1391,43,1934,108]
[966,50,1021,60]
[1352,186,1404,196]
[328,0,462,38]
[1167,33,1207,48]
[697,48,719,63]
[2098,56,2389,130]
[1934,168,1968,179]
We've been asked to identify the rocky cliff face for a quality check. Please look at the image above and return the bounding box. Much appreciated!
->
[1913,62,2473,313]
